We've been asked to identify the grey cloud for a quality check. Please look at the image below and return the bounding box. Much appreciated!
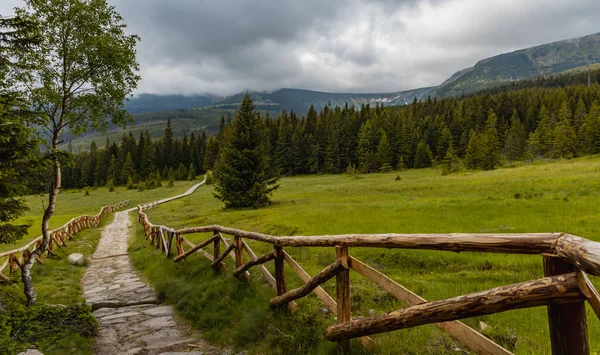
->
[3,0,600,95]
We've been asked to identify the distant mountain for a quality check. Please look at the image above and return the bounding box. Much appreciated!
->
[433,32,600,98]
[206,87,437,115]
[124,94,222,114]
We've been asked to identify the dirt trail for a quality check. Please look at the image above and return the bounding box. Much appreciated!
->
[83,209,230,355]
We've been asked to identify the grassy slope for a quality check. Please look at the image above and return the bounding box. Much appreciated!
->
[133,157,600,354]
[1,181,199,254]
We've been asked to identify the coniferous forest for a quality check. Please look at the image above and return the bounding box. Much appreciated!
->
[61,69,600,190]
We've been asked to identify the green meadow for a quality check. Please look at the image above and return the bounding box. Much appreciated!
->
[0,181,199,254]
[131,156,600,354]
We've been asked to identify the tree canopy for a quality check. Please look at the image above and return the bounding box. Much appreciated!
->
[14,0,140,306]
[0,15,39,245]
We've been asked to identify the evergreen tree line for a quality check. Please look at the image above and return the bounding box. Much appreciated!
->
[62,119,210,189]
[248,83,600,175]
[64,80,600,185]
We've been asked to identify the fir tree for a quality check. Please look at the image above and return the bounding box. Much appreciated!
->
[187,162,196,181]
[505,112,526,165]
[552,101,577,158]
[107,155,117,184]
[441,144,461,175]
[414,140,433,168]
[357,120,377,173]
[479,109,501,170]
[213,94,279,208]
[121,152,135,185]
[377,130,393,172]
[580,100,600,154]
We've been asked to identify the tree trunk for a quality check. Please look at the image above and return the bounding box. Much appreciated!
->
[22,130,62,306]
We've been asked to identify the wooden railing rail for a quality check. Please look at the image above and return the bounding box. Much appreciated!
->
[0,199,131,281]
[138,207,600,355]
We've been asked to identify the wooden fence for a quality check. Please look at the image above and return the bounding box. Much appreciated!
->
[0,200,131,282]
[137,204,600,355]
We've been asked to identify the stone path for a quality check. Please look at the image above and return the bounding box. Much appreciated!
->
[83,211,230,355]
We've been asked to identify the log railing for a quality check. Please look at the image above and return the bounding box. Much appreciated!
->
[137,205,600,355]
[0,200,131,282]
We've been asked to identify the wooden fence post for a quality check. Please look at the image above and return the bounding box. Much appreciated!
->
[543,255,589,355]
[212,233,221,271]
[336,246,351,354]
[234,236,243,267]
[274,246,287,305]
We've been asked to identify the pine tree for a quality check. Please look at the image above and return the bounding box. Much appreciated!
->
[357,120,377,173]
[377,130,393,172]
[213,94,279,208]
[580,100,600,154]
[187,162,196,181]
[107,155,117,184]
[414,140,433,168]
[465,130,481,169]
[436,125,453,161]
[441,143,461,175]
[505,112,526,165]
[552,101,577,159]
[175,163,187,180]
[534,105,554,157]
[163,119,174,168]
[479,109,501,170]
[121,152,135,185]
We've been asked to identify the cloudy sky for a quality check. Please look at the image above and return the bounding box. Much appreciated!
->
[2,0,600,96]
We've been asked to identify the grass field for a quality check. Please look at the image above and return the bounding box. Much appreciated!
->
[132,156,600,354]
[0,180,200,254]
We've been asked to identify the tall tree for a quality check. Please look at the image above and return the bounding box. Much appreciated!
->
[0,12,40,248]
[16,0,140,305]
[580,100,600,154]
[414,140,433,168]
[552,101,577,159]
[377,130,393,172]
[505,111,526,165]
[121,152,135,184]
[357,119,377,173]
[213,94,279,208]
[479,109,501,170]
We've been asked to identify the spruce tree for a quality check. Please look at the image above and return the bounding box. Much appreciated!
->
[580,100,600,154]
[505,112,526,165]
[414,140,433,168]
[465,130,481,169]
[213,94,279,208]
[121,152,135,185]
[552,101,577,159]
[188,162,196,181]
[377,130,393,172]
[357,120,377,173]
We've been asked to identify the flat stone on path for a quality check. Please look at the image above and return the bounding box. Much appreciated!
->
[83,211,228,354]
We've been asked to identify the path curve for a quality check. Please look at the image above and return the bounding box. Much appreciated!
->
[83,179,227,354]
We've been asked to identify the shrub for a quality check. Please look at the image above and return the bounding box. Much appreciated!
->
[83,187,90,196]
[106,179,115,192]
[0,303,97,354]
[395,174,401,181]
[137,181,146,192]
[205,170,214,185]
[126,176,134,190]
[346,163,356,177]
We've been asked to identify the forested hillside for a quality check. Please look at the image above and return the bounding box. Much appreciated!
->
[58,67,600,191]
[433,32,600,97]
